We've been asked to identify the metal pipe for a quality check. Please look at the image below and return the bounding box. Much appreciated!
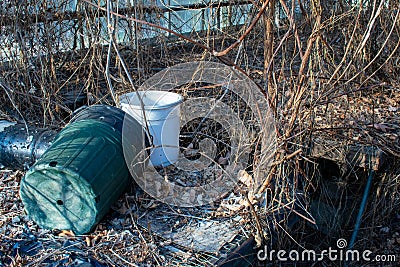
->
[0,120,58,170]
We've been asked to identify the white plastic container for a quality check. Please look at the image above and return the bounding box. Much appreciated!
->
[119,91,183,167]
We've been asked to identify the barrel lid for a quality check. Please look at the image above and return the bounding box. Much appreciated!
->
[20,164,97,234]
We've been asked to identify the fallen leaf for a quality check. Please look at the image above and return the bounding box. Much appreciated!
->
[218,156,229,165]
[238,170,253,188]
[58,230,75,237]
[255,233,262,248]
[85,236,91,247]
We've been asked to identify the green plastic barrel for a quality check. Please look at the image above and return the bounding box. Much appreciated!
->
[20,105,148,234]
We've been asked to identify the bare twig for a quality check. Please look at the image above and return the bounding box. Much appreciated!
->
[213,0,271,57]
[0,80,29,135]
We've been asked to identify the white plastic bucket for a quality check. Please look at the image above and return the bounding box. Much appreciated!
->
[119,91,183,167]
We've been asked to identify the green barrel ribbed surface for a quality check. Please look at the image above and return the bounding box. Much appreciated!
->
[20,114,144,234]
